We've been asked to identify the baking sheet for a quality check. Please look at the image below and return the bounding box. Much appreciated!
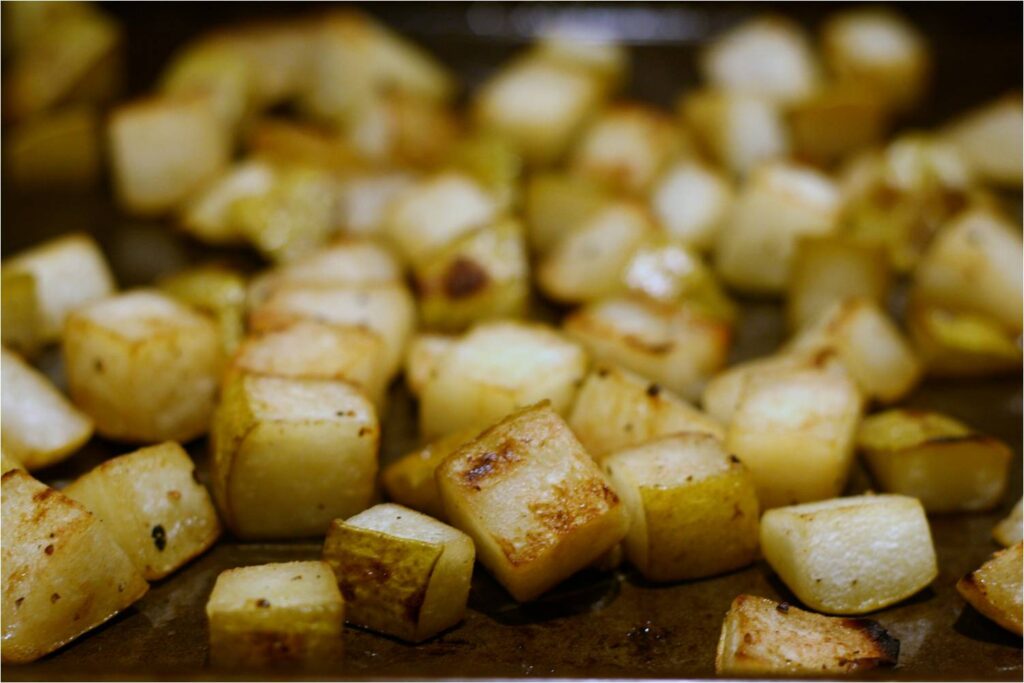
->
[2,3,1021,680]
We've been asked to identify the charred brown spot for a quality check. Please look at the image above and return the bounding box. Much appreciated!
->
[358,427,371,437]
[14,597,24,609]
[529,478,620,537]
[152,525,167,551]
[167,490,182,502]
[729,454,741,464]
[94,358,105,373]
[841,618,900,665]
[44,544,54,555]
[443,258,489,299]
[776,601,790,614]
[597,368,610,378]
[32,488,56,503]
[403,586,429,624]
[256,598,271,608]
[731,503,743,520]
[646,383,661,398]
[461,441,521,488]
[51,592,61,603]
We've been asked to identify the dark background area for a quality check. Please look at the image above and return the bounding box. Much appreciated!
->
[2,3,1022,680]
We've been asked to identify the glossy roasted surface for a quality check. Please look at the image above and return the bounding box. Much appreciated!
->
[2,2,1021,679]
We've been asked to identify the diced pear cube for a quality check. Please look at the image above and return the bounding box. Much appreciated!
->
[538,200,656,304]
[702,354,812,425]
[569,103,687,195]
[564,295,730,402]
[701,16,820,105]
[679,88,789,177]
[108,95,230,216]
[249,283,415,380]
[788,84,888,166]
[248,239,403,307]
[419,321,588,440]
[725,358,862,509]
[786,235,890,331]
[821,8,929,112]
[529,29,627,87]
[618,237,737,317]
[63,442,220,580]
[178,159,277,245]
[650,159,733,252]
[210,373,378,539]
[524,172,606,254]
[160,38,254,134]
[323,504,474,642]
[1,470,148,664]
[761,494,938,614]
[206,561,344,668]
[159,264,247,355]
[346,92,457,169]
[912,208,1023,335]
[1,347,93,470]
[384,172,499,268]
[907,303,1021,378]
[436,403,628,601]
[1,270,42,357]
[228,321,390,409]
[715,594,899,675]
[857,409,1011,513]
[404,333,456,397]
[603,433,759,581]
[957,543,1023,636]
[304,10,453,124]
[414,218,530,332]
[473,56,604,166]
[64,290,223,443]
[944,94,1023,187]
[229,165,339,264]
[994,500,1023,547]
[785,298,921,403]
[381,428,479,520]
[714,161,840,294]
[2,233,115,342]
[568,364,724,460]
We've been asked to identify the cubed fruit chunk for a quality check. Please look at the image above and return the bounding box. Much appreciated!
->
[322,504,475,642]
[384,173,498,268]
[568,364,724,460]
[64,290,223,443]
[857,409,1011,513]
[206,561,344,668]
[649,159,733,252]
[381,428,479,520]
[2,233,116,342]
[715,594,899,675]
[907,303,1021,378]
[249,283,415,380]
[158,264,247,355]
[414,218,530,332]
[210,373,378,539]
[419,321,588,439]
[714,161,840,294]
[1,347,93,470]
[228,321,390,409]
[994,500,1023,547]
[1,470,148,664]
[473,56,603,166]
[564,295,730,402]
[63,442,221,580]
[680,89,789,177]
[761,494,938,614]
[785,298,920,403]
[957,543,1023,636]
[912,208,1023,335]
[436,403,628,601]
[603,433,759,581]
[701,16,819,105]
[108,95,230,216]
[724,358,862,508]
[821,9,929,112]
[944,94,1023,187]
